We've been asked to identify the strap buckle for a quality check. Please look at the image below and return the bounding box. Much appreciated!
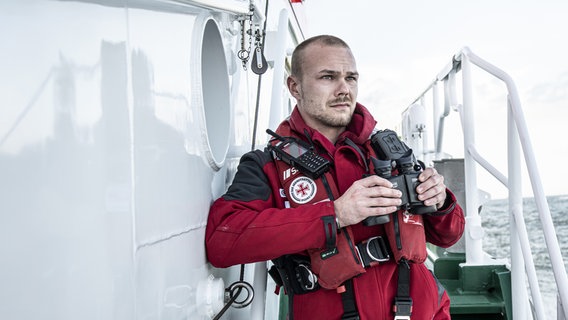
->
[393,297,412,320]
[355,236,390,268]
[341,313,360,320]
[296,263,318,291]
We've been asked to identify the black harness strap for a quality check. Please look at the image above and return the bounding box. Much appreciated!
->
[340,253,412,320]
[321,216,337,251]
[340,279,360,320]
[337,138,365,320]
[320,173,338,252]
[344,137,369,173]
[393,259,413,319]
[321,173,335,201]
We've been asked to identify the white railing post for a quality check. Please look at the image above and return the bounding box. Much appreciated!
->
[466,48,568,319]
[460,53,484,265]
[433,81,441,157]
[406,46,568,320]
[508,104,533,319]
[509,80,568,320]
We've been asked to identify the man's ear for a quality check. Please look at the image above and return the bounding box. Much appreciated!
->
[287,76,301,99]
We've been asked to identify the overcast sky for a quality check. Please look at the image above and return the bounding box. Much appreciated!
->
[303,0,568,199]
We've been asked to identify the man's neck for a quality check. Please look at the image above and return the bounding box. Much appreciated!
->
[315,126,346,145]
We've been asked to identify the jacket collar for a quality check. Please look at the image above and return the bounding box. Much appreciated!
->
[279,103,377,151]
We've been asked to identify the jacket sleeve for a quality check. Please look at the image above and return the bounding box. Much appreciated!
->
[205,150,335,268]
[423,189,465,248]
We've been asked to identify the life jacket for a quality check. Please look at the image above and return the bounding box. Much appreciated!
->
[272,153,367,290]
[268,126,428,291]
[362,139,428,264]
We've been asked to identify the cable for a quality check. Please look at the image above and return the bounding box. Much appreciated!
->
[214,1,270,318]
[250,0,270,150]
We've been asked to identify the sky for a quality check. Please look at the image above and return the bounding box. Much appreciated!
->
[302,0,568,199]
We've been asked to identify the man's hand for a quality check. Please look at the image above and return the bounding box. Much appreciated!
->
[334,175,402,228]
[416,167,447,209]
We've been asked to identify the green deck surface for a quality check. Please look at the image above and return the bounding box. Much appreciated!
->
[429,246,512,320]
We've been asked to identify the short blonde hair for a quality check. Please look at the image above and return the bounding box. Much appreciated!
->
[291,35,351,79]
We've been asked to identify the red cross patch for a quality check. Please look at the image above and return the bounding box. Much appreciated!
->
[289,176,317,204]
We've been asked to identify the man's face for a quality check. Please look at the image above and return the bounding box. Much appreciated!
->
[288,44,359,133]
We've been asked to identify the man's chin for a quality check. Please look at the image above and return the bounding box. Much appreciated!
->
[329,116,352,127]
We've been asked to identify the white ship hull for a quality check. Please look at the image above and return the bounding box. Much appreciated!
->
[0,1,304,319]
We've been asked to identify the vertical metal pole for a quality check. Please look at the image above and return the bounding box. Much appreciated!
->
[251,262,268,319]
[559,295,567,320]
[466,47,568,319]
[508,104,530,319]
[509,79,568,319]
[436,80,448,155]
[433,81,440,157]
[460,54,484,264]
[268,10,289,130]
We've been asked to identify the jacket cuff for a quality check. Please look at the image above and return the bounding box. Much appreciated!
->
[428,189,456,217]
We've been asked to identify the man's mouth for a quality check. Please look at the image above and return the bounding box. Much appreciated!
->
[330,102,351,109]
[329,98,351,108]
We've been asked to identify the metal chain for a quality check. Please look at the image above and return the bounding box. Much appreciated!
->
[254,26,262,55]
[237,5,254,70]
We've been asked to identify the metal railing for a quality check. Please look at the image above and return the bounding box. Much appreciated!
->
[403,47,568,319]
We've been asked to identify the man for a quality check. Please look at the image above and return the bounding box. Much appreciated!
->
[205,35,464,320]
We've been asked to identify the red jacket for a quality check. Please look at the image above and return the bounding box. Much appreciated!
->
[206,103,465,320]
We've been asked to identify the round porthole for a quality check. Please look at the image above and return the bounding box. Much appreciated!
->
[193,16,231,170]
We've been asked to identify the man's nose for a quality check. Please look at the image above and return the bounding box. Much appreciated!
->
[336,79,350,96]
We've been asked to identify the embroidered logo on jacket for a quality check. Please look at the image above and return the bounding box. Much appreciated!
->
[403,211,424,226]
[289,176,317,204]
[283,167,298,181]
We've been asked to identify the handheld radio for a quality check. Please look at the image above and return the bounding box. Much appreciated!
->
[266,129,331,179]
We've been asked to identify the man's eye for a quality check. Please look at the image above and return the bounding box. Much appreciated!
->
[321,75,333,80]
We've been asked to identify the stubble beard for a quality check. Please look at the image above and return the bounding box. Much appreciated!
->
[320,97,354,127]
[299,91,355,128]
[317,111,352,128]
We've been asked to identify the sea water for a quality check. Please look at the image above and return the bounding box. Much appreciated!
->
[481,194,568,319]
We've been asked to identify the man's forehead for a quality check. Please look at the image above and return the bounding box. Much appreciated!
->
[305,43,351,55]
[303,46,357,71]
[318,69,358,75]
